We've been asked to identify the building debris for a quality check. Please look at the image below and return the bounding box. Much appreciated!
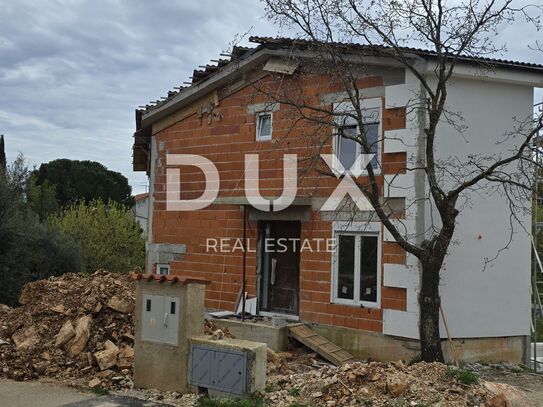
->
[0,271,536,406]
[0,270,235,389]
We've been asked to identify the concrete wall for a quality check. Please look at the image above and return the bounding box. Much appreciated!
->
[434,78,533,339]
[310,322,527,364]
[133,195,149,236]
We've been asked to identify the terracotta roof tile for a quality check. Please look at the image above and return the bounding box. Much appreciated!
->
[130,272,210,285]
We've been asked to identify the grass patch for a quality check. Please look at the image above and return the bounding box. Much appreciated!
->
[288,387,301,396]
[197,394,265,407]
[445,367,480,385]
[89,386,109,396]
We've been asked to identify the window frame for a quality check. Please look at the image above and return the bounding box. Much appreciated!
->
[333,99,382,175]
[157,263,170,276]
[255,111,273,141]
[331,230,381,308]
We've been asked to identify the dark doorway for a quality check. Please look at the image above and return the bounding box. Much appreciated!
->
[258,221,301,315]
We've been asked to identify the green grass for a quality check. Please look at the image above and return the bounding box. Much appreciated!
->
[445,367,480,385]
[89,386,109,396]
[288,387,301,396]
[197,394,265,407]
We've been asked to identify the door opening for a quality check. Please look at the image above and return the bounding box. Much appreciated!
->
[258,221,301,315]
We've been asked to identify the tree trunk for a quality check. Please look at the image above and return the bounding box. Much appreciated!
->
[418,259,445,362]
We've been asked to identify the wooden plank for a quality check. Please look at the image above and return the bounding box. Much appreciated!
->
[289,324,354,366]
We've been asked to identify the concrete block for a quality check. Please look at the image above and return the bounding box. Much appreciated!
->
[209,318,289,351]
[190,336,267,396]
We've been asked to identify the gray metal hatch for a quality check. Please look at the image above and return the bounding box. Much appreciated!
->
[189,344,247,395]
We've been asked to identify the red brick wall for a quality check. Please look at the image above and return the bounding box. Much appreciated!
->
[151,72,407,332]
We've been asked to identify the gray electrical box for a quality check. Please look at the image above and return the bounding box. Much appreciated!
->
[142,294,180,346]
[190,344,247,395]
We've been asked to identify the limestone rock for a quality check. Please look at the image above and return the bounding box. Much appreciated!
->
[107,296,134,314]
[66,315,92,357]
[484,381,533,407]
[50,304,65,314]
[55,320,75,348]
[12,326,39,350]
[211,329,224,340]
[88,378,101,388]
[94,340,119,371]
[387,379,409,397]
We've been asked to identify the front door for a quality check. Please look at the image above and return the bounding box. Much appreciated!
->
[258,221,301,315]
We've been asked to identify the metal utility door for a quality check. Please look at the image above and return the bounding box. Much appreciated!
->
[259,221,301,315]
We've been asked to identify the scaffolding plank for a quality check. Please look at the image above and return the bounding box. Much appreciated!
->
[288,324,354,366]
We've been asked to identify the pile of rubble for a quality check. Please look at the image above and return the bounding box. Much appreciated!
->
[264,359,504,407]
[0,270,236,390]
[0,270,136,389]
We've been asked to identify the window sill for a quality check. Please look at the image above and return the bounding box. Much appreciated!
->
[331,299,380,309]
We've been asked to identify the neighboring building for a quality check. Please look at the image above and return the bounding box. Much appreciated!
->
[132,36,543,362]
[132,192,149,236]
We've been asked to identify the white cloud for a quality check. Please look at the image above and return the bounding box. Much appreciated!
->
[0,1,541,194]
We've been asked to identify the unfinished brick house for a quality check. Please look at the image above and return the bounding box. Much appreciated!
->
[133,37,543,362]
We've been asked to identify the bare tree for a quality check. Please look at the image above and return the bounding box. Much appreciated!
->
[259,0,543,362]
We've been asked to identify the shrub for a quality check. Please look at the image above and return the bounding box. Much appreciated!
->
[445,367,480,385]
[0,176,81,305]
[50,200,145,274]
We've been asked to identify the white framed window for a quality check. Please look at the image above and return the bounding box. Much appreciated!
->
[256,112,272,141]
[157,264,170,276]
[334,104,381,173]
[332,231,380,307]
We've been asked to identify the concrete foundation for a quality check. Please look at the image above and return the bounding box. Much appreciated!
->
[210,318,526,364]
[133,278,207,392]
[309,322,528,364]
[210,318,289,351]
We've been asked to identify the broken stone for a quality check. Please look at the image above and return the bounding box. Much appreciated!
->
[96,369,115,378]
[55,320,75,348]
[107,296,134,314]
[32,362,49,375]
[211,329,224,340]
[484,381,533,407]
[12,326,40,350]
[94,340,119,371]
[103,340,118,352]
[66,315,92,357]
[387,379,409,397]
[119,345,134,358]
[50,304,65,314]
[88,378,101,388]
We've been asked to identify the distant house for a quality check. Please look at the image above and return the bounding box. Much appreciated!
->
[132,36,543,363]
[132,192,149,236]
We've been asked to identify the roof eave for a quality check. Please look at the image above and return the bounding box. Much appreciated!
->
[141,48,280,129]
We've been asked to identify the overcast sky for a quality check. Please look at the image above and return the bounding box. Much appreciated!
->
[1,1,542,194]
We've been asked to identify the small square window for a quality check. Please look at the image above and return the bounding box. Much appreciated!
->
[157,264,170,276]
[256,112,272,141]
